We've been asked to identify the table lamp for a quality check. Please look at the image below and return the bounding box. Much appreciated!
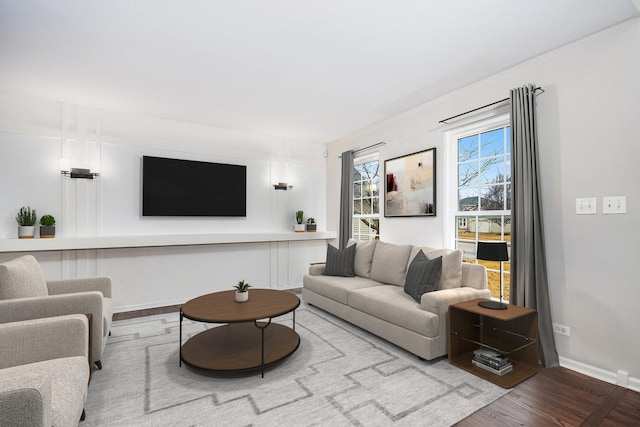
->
[476,241,509,310]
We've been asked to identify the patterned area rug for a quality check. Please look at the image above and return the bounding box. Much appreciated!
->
[84,302,509,426]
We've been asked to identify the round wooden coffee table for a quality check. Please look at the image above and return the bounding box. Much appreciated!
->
[179,289,300,377]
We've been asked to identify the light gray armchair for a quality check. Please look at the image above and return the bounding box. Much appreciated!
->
[0,255,113,369]
[0,315,90,427]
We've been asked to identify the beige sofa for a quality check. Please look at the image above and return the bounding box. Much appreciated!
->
[0,315,90,427]
[302,240,490,360]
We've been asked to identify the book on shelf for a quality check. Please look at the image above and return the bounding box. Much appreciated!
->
[474,354,510,367]
[473,348,509,366]
[472,359,513,376]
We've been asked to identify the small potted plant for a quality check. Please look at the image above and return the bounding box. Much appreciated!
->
[306,217,317,232]
[39,214,56,238]
[294,210,305,232]
[16,206,37,239]
[234,280,252,303]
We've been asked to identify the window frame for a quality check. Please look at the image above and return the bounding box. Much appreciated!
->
[352,152,380,241]
[443,113,511,300]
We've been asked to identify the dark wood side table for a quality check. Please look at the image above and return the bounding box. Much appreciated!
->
[180,289,300,378]
[448,298,538,388]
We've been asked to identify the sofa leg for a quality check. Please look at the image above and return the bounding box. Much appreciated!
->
[94,360,102,370]
[80,409,86,421]
[418,356,426,361]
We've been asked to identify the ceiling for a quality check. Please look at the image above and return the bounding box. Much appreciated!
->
[1,1,638,145]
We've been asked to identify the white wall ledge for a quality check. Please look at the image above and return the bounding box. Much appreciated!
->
[0,231,337,253]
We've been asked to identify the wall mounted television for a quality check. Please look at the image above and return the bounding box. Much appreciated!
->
[142,156,246,217]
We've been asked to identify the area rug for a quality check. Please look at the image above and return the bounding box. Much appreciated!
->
[84,302,509,426]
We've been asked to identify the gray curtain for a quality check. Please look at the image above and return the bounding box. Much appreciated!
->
[510,84,559,367]
[339,150,354,249]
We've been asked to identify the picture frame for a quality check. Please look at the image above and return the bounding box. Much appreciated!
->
[384,148,436,217]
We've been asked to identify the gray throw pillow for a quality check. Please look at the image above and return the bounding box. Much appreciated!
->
[323,244,356,277]
[403,250,442,302]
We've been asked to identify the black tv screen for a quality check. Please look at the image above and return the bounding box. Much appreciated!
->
[142,156,246,217]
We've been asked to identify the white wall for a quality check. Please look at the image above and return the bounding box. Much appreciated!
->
[0,97,329,311]
[327,18,640,389]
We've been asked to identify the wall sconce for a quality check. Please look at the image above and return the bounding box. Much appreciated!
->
[274,182,293,190]
[60,158,100,179]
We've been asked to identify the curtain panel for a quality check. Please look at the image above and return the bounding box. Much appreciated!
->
[510,84,559,367]
[339,150,354,249]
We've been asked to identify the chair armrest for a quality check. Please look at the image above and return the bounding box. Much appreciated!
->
[0,293,103,352]
[47,276,112,298]
[420,287,491,315]
[0,369,51,427]
[308,263,326,276]
[0,315,88,369]
[461,263,488,290]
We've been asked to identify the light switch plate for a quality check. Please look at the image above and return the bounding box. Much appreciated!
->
[576,197,597,215]
[603,196,626,214]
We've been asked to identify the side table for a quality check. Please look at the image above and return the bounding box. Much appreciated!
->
[448,298,538,388]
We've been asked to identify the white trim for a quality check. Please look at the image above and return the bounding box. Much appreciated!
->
[559,356,640,393]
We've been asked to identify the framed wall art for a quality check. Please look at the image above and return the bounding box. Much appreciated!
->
[384,148,436,217]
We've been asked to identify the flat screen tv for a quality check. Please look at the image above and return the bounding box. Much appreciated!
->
[142,156,246,217]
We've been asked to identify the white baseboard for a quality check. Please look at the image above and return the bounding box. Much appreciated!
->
[559,356,640,392]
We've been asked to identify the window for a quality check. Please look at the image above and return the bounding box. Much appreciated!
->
[448,116,511,300]
[353,154,380,241]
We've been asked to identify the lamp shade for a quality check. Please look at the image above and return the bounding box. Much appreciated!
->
[476,241,509,262]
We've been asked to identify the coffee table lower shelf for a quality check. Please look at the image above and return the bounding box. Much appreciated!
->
[181,322,300,373]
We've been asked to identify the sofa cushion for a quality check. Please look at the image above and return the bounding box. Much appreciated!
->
[303,274,383,305]
[409,247,463,290]
[404,251,442,302]
[370,242,412,286]
[323,244,356,277]
[0,256,49,300]
[348,285,439,337]
[347,239,378,278]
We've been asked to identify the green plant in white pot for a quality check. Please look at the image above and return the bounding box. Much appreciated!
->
[294,210,305,232]
[16,206,37,239]
[234,280,252,303]
[39,214,56,238]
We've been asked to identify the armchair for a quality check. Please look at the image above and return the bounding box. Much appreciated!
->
[0,255,113,369]
[0,315,90,427]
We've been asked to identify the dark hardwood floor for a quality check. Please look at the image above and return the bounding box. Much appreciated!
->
[456,365,640,426]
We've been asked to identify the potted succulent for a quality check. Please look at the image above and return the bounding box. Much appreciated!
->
[294,210,305,232]
[306,217,317,232]
[16,206,37,239]
[234,280,252,303]
[39,214,56,238]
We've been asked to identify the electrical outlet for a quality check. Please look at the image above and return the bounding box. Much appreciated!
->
[603,196,626,214]
[576,198,597,215]
[553,323,570,336]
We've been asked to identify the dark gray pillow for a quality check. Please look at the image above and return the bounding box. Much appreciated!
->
[323,244,356,277]
[404,250,442,302]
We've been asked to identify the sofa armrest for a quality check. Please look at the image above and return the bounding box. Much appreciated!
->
[47,276,112,298]
[308,263,326,276]
[420,287,491,315]
[0,315,88,369]
[0,370,51,427]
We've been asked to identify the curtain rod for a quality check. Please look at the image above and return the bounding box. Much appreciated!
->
[439,86,544,124]
[338,141,385,158]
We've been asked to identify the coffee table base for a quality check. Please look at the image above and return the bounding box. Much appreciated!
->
[181,322,300,375]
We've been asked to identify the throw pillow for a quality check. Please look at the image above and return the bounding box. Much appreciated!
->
[404,250,443,303]
[323,244,356,277]
[370,241,413,286]
[348,238,378,278]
